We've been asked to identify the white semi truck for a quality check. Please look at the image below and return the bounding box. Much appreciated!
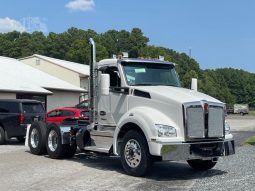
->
[27,38,235,176]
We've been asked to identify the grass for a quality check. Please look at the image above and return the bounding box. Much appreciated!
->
[245,136,255,146]
[248,110,255,117]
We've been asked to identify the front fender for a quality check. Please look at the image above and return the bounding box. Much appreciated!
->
[113,106,180,155]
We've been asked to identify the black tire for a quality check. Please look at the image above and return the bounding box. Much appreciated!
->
[0,126,5,145]
[46,124,76,159]
[28,121,47,155]
[187,159,217,171]
[16,136,25,143]
[120,130,152,177]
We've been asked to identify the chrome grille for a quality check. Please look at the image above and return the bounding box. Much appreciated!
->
[208,106,224,137]
[186,106,205,138]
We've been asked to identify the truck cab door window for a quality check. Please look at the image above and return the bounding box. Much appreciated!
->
[102,67,121,88]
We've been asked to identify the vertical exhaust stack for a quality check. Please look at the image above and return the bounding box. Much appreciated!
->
[89,38,96,128]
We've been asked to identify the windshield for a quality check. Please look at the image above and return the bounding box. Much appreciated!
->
[122,62,181,87]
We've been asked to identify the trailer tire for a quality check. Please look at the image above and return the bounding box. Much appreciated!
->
[187,159,217,171]
[46,124,76,159]
[28,122,47,155]
[120,130,152,177]
[0,126,5,145]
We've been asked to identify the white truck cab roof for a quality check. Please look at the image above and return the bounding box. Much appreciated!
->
[97,58,175,67]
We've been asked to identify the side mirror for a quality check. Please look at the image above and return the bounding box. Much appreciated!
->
[101,74,110,95]
[191,78,198,91]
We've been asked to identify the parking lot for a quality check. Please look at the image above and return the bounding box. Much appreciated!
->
[0,115,255,191]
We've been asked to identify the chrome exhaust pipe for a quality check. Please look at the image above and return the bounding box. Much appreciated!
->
[89,38,96,128]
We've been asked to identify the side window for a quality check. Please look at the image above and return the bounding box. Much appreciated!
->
[0,102,19,113]
[102,67,121,87]
[62,110,75,117]
[48,110,61,117]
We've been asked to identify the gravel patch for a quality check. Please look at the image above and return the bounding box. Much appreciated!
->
[190,145,255,191]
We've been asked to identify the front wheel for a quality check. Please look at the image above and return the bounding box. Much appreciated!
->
[46,124,76,159]
[120,130,152,177]
[187,159,217,171]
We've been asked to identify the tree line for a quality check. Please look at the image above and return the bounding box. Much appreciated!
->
[0,27,254,106]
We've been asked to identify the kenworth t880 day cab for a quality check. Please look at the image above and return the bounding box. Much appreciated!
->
[27,38,235,176]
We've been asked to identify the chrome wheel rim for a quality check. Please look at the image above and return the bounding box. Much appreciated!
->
[48,130,58,152]
[124,139,141,168]
[31,128,39,148]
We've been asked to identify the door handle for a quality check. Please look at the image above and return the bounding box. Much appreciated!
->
[100,111,106,116]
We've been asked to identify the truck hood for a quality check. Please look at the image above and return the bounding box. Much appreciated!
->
[134,86,222,104]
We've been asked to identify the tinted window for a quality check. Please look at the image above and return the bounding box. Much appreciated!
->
[62,110,75,117]
[0,102,19,113]
[22,103,44,113]
[17,94,47,110]
[102,67,121,87]
[48,110,61,117]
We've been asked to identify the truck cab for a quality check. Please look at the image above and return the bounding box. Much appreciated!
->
[27,39,235,177]
[85,56,234,175]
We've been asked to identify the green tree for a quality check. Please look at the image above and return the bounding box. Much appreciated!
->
[181,70,198,88]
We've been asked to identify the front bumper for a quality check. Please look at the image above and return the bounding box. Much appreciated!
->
[161,140,235,161]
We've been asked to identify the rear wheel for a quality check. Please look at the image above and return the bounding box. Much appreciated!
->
[28,122,47,155]
[46,124,76,159]
[187,159,217,171]
[0,126,5,145]
[120,130,152,177]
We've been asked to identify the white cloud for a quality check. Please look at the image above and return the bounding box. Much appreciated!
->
[0,17,26,33]
[66,0,95,12]
[0,17,48,33]
[21,17,48,33]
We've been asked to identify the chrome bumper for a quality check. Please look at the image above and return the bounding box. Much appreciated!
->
[161,140,235,161]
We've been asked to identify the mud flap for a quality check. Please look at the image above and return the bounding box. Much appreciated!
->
[76,126,91,150]
[224,140,235,155]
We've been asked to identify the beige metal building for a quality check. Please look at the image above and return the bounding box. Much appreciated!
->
[19,54,90,90]
[0,56,86,111]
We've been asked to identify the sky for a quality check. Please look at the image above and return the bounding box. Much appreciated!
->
[0,0,255,73]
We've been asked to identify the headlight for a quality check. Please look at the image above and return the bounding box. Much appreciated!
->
[155,124,177,137]
[225,121,231,134]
